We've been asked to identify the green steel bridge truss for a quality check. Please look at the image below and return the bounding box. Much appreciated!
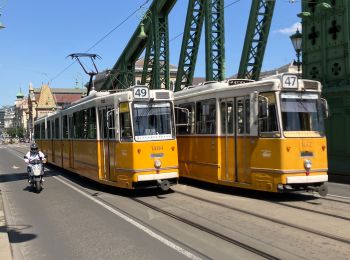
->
[101,0,275,91]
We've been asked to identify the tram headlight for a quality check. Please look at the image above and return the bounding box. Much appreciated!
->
[154,159,162,169]
[304,159,312,171]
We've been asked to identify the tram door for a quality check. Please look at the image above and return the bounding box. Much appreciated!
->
[220,99,235,181]
[99,107,113,181]
[236,97,252,184]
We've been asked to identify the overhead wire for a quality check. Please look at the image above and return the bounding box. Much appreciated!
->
[49,0,151,83]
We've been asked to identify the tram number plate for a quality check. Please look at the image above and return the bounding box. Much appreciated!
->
[133,87,150,99]
[282,74,298,89]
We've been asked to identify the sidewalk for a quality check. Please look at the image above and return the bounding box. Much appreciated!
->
[0,192,12,260]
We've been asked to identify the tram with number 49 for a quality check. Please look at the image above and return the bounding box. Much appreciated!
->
[34,86,178,190]
[174,73,329,196]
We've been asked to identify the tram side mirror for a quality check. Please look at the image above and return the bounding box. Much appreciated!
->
[321,98,329,119]
[258,96,269,119]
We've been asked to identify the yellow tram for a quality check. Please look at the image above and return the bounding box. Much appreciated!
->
[174,73,329,195]
[34,86,178,190]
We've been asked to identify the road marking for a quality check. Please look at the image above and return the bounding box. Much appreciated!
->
[53,176,202,260]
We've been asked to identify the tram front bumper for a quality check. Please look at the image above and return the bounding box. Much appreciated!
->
[137,171,178,181]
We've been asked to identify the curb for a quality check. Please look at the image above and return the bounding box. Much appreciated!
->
[0,192,12,260]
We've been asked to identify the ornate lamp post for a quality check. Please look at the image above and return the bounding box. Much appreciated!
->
[290,29,302,72]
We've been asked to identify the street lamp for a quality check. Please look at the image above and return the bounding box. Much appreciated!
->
[290,29,302,72]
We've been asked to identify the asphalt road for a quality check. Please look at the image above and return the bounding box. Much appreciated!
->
[0,145,199,260]
[1,143,350,260]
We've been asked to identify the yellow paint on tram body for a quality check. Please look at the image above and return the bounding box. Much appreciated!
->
[177,135,327,192]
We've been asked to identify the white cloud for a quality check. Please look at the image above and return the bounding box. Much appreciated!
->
[274,22,301,35]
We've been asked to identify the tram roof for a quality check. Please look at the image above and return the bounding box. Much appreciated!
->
[174,75,322,101]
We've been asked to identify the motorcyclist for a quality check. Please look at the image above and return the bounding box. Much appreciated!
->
[24,143,46,183]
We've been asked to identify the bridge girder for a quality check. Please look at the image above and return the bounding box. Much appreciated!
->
[238,0,276,80]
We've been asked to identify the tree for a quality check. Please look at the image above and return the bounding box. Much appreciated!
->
[6,127,17,138]
[5,126,25,138]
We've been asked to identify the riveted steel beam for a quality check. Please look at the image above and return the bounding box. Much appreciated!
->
[101,0,176,90]
[205,0,225,82]
[238,0,276,80]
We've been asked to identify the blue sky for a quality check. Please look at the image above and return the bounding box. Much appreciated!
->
[0,0,301,106]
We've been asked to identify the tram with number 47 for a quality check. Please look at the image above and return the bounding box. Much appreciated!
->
[174,73,329,196]
[34,86,178,190]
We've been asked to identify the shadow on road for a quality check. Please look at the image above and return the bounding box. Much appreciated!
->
[0,221,37,243]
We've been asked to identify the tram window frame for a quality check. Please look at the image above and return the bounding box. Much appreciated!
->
[176,102,195,135]
[54,118,60,139]
[98,108,108,140]
[47,120,51,139]
[40,123,45,139]
[236,96,251,135]
[107,109,115,140]
[87,107,97,139]
[62,115,68,139]
[196,99,216,135]
[34,124,40,140]
[119,103,133,142]
[258,92,280,138]
[237,99,244,135]
[68,116,74,139]
[73,111,84,139]
[220,100,234,135]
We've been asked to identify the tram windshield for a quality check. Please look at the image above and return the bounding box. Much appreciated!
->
[133,102,174,141]
[281,92,325,137]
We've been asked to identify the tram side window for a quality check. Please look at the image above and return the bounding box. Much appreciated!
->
[176,103,195,135]
[119,103,132,141]
[245,98,250,134]
[196,99,216,134]
[220,101,234,134]
[237,100,244,134]
[34,125,40,140]
[62,116,68,139]
[47,121,51,139]
[68,116,74,139]
[73,111,84,138]
[39,123,44,139]
[54,118,60,139]
[258,92,279,137]
[87,108,96,139]
[98,109,109,139]
[108,110,115,139]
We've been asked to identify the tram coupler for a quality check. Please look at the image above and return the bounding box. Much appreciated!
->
[307,184,328,197]
[157,179,171,191]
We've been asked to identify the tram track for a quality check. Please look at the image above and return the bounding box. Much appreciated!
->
[7,146,350,253]
[131,197,279,260]
[173,190,350,245]
[315,195,350,205]
[272,201,350,221]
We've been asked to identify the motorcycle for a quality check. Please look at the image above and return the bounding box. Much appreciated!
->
[25,157,46,193]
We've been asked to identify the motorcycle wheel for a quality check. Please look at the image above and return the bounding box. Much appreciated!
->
[35,180,41,193]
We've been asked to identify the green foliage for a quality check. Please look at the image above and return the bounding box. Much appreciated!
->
[5,126,25,138]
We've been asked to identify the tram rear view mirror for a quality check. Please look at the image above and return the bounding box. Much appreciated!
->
[320,98,329,119]
[258,96,269,119]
